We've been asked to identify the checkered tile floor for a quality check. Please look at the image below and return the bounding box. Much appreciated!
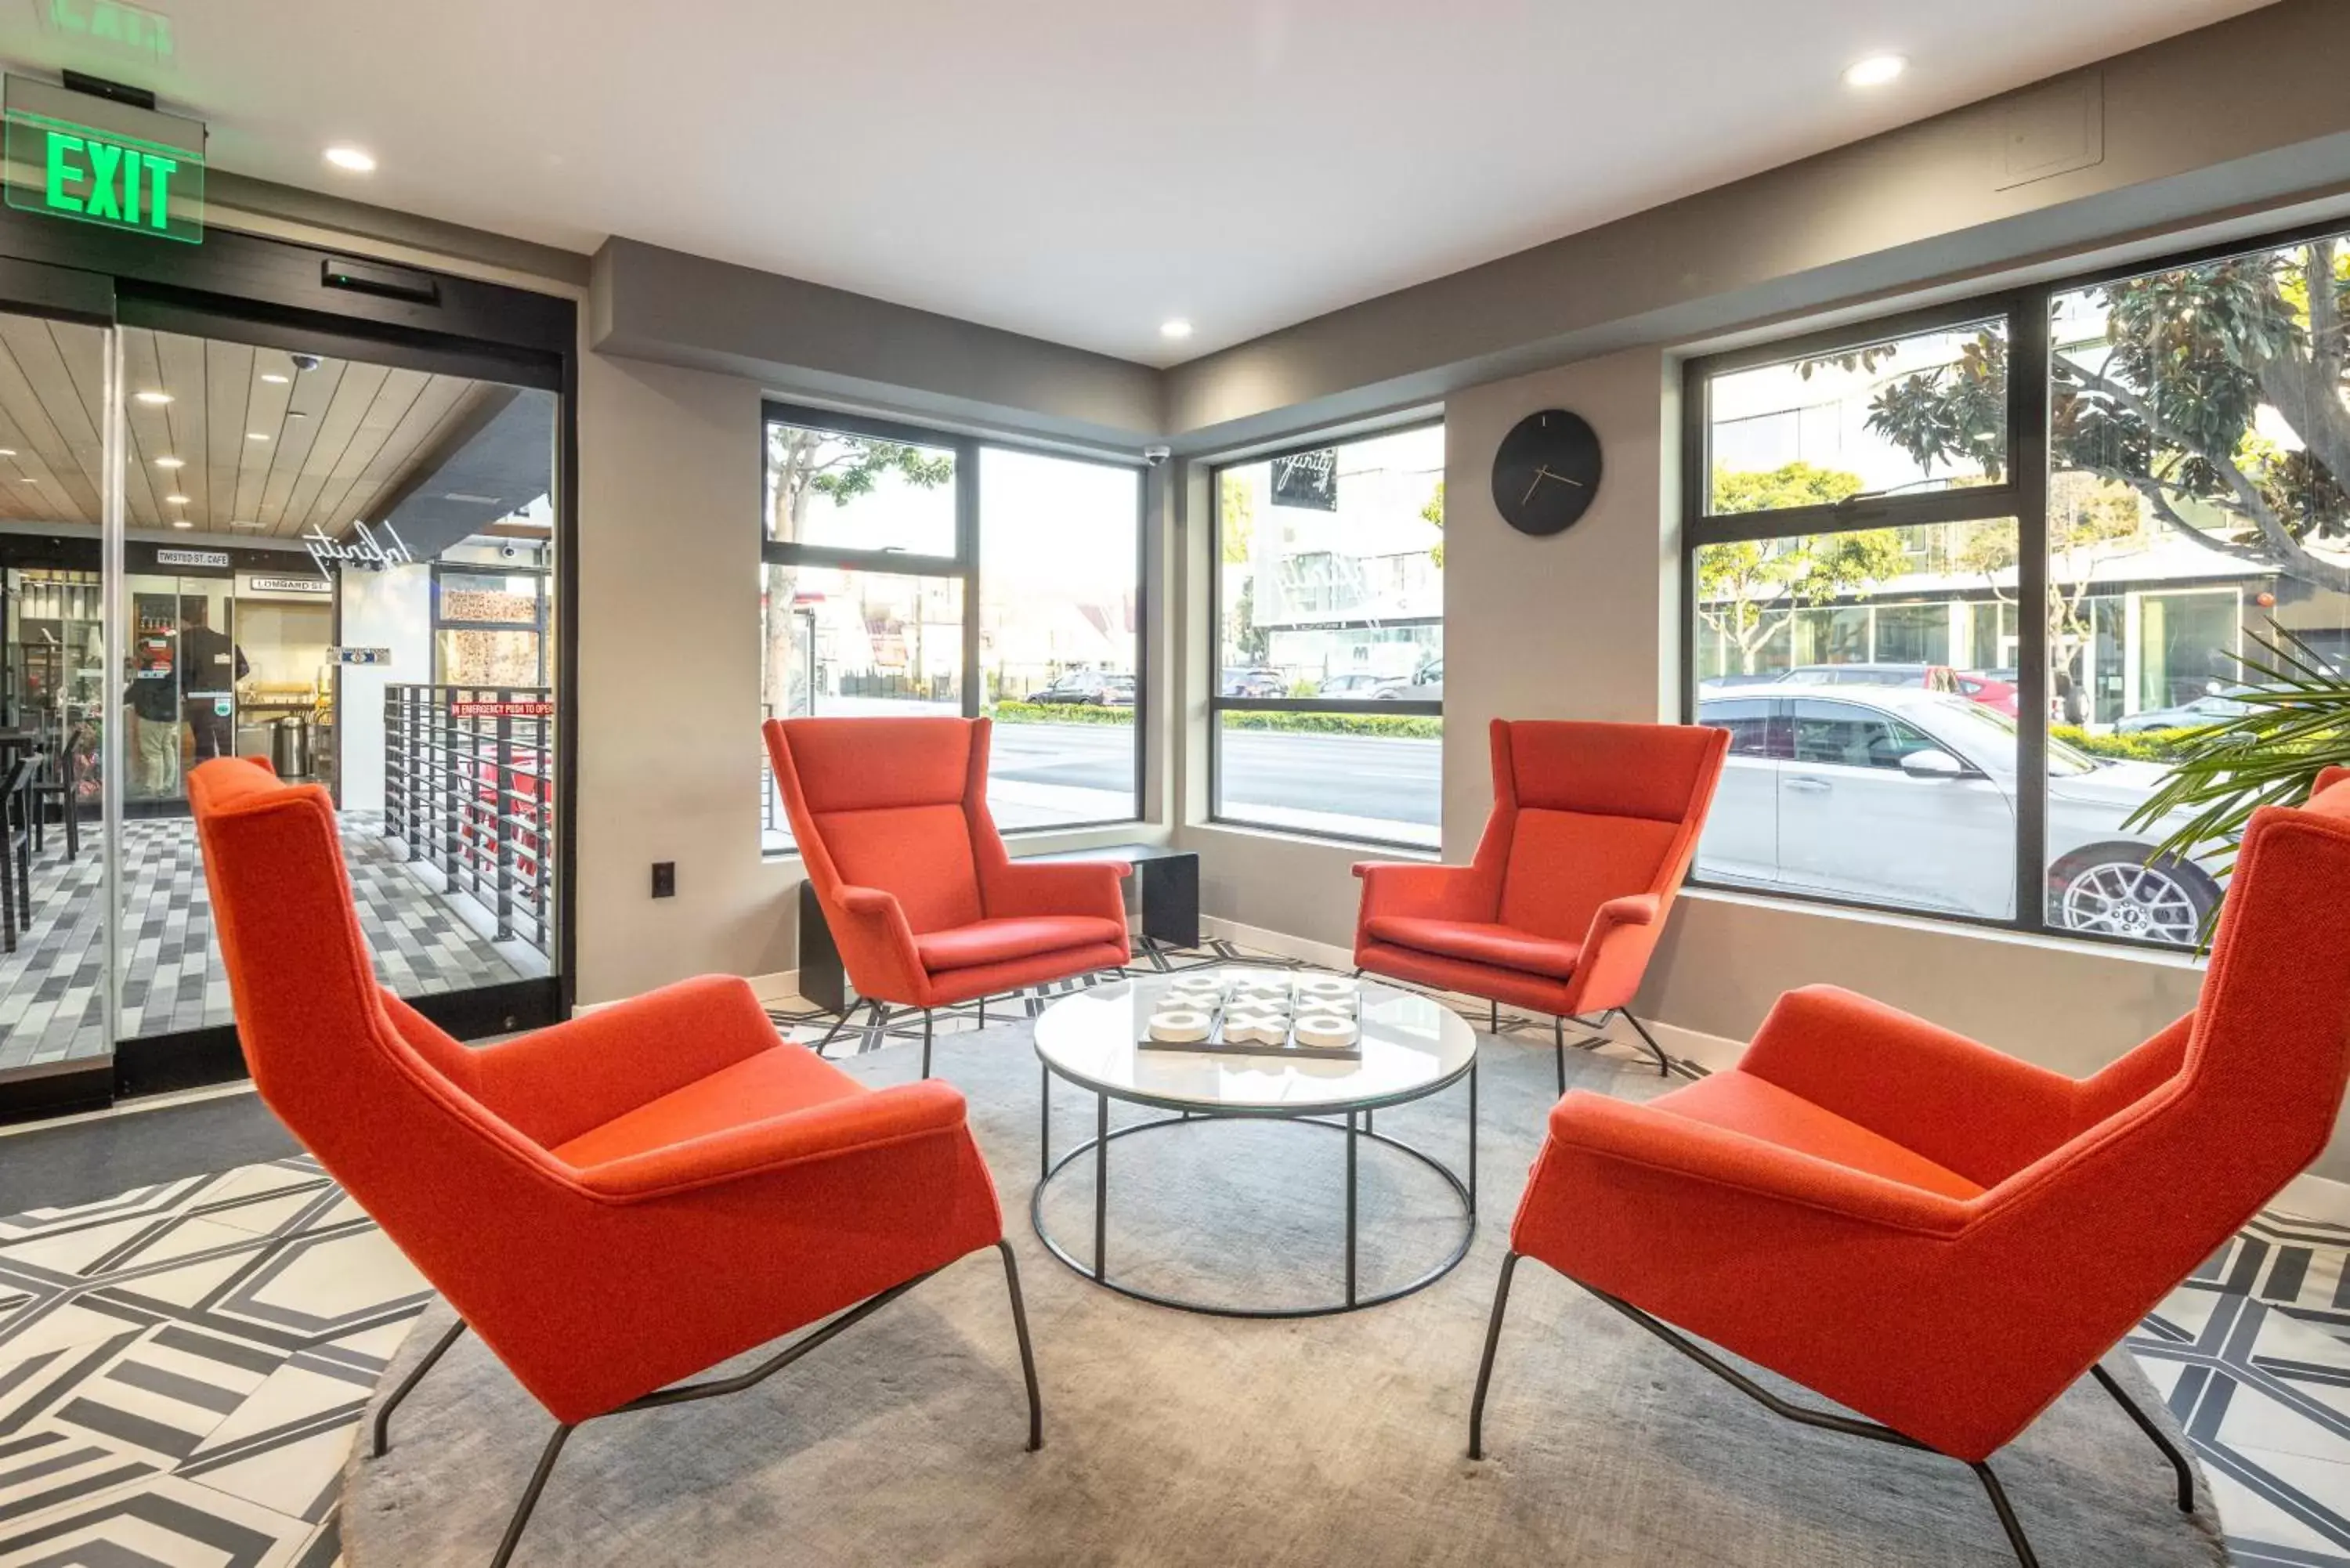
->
[0,944,2341,1566]
[0,814,546,1074]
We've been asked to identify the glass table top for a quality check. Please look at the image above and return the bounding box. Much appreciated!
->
[1031,970,1476,1113]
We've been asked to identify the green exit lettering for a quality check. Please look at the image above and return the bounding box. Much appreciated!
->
[5,110,203,242]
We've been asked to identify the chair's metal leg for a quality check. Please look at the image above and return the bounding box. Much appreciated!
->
[490,1422,575,1568]
[1619,1007,1672,1077]
[2090,1361,2194,1513]
[996,1239,1043,1452]
[1553,1015,1566,1097]
[1489,998,1499,1034]
[1970,1461,2042,1568]
[922,1009,934,1079]
[371,1317,468,1458]
[812,1003,859,1054]
[978,995,985,1029]
[1468,1250,1520,1460]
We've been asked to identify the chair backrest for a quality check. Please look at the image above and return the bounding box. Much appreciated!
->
[765,717,990,934]
[1480,720,1730,941]
[2008,770,2350,1262]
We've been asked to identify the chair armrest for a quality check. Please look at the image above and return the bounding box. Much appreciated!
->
[564,1078,974,1201]
[1353,860,1491,923]
[817,883,931,1000]
[985,858,1130,923]
[472,976,784,1149]
[1564,894,1661,1013]
[1546,1091,1973,1236]
[1738,985,2081,1187]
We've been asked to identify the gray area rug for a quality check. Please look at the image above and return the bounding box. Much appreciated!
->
[343,1024,2227,1566]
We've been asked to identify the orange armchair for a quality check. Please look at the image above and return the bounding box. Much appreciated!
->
[765,715,1131,1074]
[1354,718,1728,1080]
[186,757,1040,1567]
[1468,768,2350,1566]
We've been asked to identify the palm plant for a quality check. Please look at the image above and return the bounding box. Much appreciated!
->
[2125,622,2350,895]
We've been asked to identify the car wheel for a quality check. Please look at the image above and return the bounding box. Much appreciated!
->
[2048,847,2217,945]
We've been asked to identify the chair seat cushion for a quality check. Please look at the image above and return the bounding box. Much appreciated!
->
[1653,1070,1985,1201]
[1362,916,1581,979]
[550,1044,863,1168]
[915,915,1127,974]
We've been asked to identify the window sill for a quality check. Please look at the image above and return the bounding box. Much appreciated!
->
[1678,883,2207,971]
[1187,818,1443,861]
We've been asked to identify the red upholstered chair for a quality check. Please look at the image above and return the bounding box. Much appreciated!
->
[764,716,1130,1074]
[186,757,1039,1568]
[1470,768,2350,1566]
[1354,719,1729,1082]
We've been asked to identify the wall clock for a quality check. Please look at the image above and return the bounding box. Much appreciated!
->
[1491,409,1602,537]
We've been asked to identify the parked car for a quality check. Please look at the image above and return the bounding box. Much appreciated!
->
[1696,684,2221,945]
[1316,672,1390,698]
[1954,671,2019,717]
[1376,658,1444,701]
[1220,666,1285,699]
[1101,674,1136,706]
[2115,686,2258,733]
[1777,663,1961,694]
[1031,670,1115,704]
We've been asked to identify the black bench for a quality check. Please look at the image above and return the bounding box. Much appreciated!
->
[796,842,1199,1014]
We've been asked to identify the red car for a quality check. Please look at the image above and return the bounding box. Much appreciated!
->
[1956,671,2019,717]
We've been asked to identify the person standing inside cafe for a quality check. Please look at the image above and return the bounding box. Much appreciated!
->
[176,604,248,764]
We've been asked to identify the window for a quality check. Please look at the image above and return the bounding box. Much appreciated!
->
[760,405,1143,852]
[1684,219,2350,949]
[1210,422,1444,847]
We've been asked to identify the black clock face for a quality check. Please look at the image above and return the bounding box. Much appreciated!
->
[1491,409,1602,537]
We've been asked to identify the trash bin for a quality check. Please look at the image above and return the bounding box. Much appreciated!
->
[271,716,313,779]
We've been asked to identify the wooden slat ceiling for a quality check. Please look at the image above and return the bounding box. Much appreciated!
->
[0,321,500,540]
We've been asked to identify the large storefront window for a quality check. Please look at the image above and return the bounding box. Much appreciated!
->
[1685,221,2350,950]
[1210,424,1444,848]
[760,406,1142,852]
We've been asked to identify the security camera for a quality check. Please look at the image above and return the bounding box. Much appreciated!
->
[1144,445,1171,468]
[500,543,521,559]
[290,353,323,372]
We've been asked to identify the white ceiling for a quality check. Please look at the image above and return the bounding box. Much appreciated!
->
[0,0,2279,366]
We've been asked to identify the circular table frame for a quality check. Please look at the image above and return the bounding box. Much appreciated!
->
[1029,1046,1478,1318]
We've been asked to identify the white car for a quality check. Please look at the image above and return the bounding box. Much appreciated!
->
[1695,684,2221,945]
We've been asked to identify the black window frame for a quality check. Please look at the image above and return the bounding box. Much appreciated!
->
[1679,213,2350,952]
[1207,417,1445,852]
[759,401,1147,850]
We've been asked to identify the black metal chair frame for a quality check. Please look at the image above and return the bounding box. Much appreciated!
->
[0,754,37,948]
[29,725,85,863]
[370,1239,1043,1568]
[1468,1251,2196,1568]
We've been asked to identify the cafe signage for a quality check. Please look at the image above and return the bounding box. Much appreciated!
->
[155,546,228,569]
[4,77,204,243]
[302,520,414,580]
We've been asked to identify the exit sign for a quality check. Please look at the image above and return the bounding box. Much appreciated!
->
[3,77,203,243]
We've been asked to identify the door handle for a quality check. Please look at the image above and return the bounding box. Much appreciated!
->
[1785,776,1831,793]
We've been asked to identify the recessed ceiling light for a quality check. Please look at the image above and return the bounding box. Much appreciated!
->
[260,372,291,385]
[1159,319,1194,340]
[323,145,377,173]
[1843,53,1907,88]
[247,432,269,441]
[154,456,184,468]
[0,449,15,457]
[170,519,193,529]
[135,390,172,405]
[164,493,190,504]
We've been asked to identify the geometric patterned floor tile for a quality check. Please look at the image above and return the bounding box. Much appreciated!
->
[0,941,2345,1567]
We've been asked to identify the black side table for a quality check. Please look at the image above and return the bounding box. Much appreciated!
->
[796,842,1199,1014]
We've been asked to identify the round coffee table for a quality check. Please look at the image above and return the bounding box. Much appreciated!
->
[1030,970,1477,1317]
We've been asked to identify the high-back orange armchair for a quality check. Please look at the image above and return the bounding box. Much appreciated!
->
[1469,768,2350,1566]
[765,716,1130,1074]
[1354,718,1728,1082]
[187,757,1041,1568]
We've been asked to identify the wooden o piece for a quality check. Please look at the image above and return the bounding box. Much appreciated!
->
[1148,1009,1213,1044]
[1294,1014,1358,1050]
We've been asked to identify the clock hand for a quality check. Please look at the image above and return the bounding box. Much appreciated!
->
[1532,464,1585,490]
[1521,471,1545,508]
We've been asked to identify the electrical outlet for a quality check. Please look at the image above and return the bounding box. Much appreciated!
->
[651,862,676,898]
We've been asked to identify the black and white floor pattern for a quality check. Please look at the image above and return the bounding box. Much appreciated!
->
[0,815,544,1075]
[0,942,2342,1566]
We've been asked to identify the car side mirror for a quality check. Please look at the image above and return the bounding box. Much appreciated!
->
[1900,748,1969,780]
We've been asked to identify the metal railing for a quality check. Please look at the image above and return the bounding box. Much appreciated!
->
[383,684,554,956]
